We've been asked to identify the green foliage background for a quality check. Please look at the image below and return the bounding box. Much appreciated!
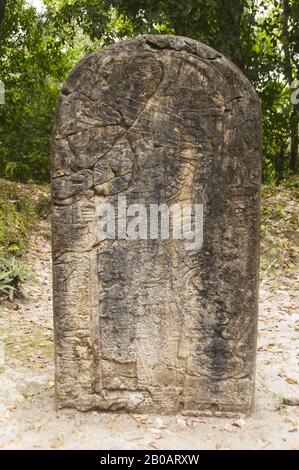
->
[0,0,298,183]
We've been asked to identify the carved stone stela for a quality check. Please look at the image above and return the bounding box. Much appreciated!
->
[51,35,261,415]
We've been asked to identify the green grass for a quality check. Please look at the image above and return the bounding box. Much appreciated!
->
[0,178,50,301]
[0,178,50,257]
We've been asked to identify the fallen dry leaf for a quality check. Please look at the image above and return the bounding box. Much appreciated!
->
[282,397,299,406]
[7,404,17,412]
[148,441,159,449]
[220,424,236,433]
[232,417,246,428]
[186,417,206,427]
[285,377,298,385]
[133,414,149,425]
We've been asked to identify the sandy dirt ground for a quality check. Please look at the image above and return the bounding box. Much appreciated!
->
[0,219,298,450]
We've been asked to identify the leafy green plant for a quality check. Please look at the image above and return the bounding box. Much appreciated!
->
[0,255,32,301]
[0,0,98,184]
[0,178,50,257]
[0,0,298,185]
[0,269,16,301]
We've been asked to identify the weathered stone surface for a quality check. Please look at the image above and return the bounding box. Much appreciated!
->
[51,35,261,415]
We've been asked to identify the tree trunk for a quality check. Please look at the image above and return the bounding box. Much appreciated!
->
[215,0,246,71]
[290,66,299,173]
[282,0,298,174]
[0,0,6,41]
[290,109,299,172]
[276,145,285,184]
